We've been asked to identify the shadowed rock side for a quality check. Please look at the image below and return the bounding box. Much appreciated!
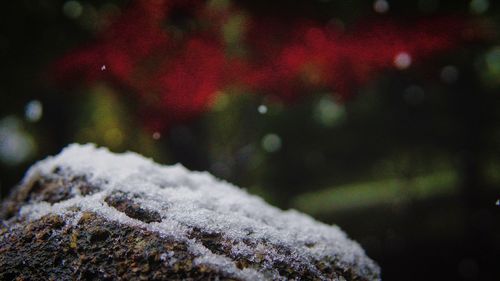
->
[0,144,380,281]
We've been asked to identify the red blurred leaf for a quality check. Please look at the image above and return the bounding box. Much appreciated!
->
[51,0,479,131]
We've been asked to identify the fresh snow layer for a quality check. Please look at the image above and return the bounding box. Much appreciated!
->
[18,143,379,280]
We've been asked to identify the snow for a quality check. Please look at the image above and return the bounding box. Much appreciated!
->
[393,52,412,70]
[19,143,379,280]
[261,134,282,153]
[258,105,268,114]
[373,0,389,14]
[25,100,43,122]
[0,116,35,166]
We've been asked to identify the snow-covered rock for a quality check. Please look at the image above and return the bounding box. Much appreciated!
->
[0,144,380,280]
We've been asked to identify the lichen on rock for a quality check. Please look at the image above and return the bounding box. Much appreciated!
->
[0,144,380,280]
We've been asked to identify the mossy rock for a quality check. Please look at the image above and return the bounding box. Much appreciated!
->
[0,144,380,280]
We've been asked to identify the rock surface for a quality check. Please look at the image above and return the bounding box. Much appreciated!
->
[0,144,380,280]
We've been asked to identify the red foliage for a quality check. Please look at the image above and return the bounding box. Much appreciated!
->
[52,0,476,131]
[242,16,468,100]
[141,36,226,132]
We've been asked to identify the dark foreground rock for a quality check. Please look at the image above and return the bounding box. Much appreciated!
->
[0,144,380,280]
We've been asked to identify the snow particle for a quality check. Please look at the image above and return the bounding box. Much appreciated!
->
[0,116,35,166]
[101,65,107,71]
[25,100,43,122]
[373,0,390,14]
[257,105,268,114]
[313,96,345,127]
[152,132,161,140]
[440,65,459,84]
[496,199,500,206]
[485,47,500,75]
[62,1,83,19]
[261,133,282,153]
[470,0,489,14]
[394,52,412,70]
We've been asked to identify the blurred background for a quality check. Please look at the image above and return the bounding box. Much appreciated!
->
[1,0,500,280]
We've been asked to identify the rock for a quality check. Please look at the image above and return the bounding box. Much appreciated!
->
[0,144,380,280]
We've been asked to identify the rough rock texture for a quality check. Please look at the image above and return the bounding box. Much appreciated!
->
[0,144,380,280]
